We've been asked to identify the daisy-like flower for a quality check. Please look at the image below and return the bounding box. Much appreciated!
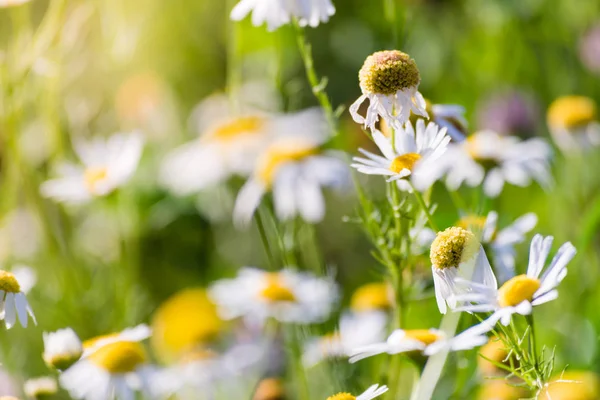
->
[43,328,83,370]
[82,324,151,357]
[429,227,496,314]
[349,282,394,313]
[230,0,335,31]
[151,288,223,362]
[415,130,552,197]
[40,132,144,204]
[350,50,427,133]
[60,327,157,400]
[351,120,450,192]
[233,132,349,227]
[303,311,387,366]
[547,95,600,153]
[326,384,389,400]
[24,377,58,399]
[0,269,35,328]
[349,326,488,362]
[457,211,538,282]
[208,267,338,325]
[452,234,576,331]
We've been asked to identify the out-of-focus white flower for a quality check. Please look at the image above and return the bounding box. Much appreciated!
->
[230,0,335,31]
[326,384,389,400]
[43,328,83,370]
[409,210,437,255]
[303,311,387,366]
[547,96,600,153]
[24,377,58,398]
[430,103,468,142]
[156,343,264,397]
[350,50,427,133]
[82,324,152,357]
[0,270,36,329]
[60,325,155,400]
[351,120,450,192]
[233,114,349,226]
[40,132,144,204]
[416,130,552,197]
[208,267,338,325]
[429,227,496,314]
[452,234,576,332]
[458,211,537,282]
[0,208,41,263]
[349,326,488,362]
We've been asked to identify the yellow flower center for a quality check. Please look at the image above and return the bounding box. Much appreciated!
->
[257,142,318,186]
[404,329,441,345]
[350,282,393,312]
[0,270,20,293]
[497,275,540,307]
[359,50,421,95]
[478,336,516,376]
[208,116,265,141]
[390,153,421,174]
[430,227,479,270]
[151,288,223,362]
[327,393,356,400]
[84,167,108,193]
[547,96,597,129]
[83,333,120,350]
[253,378,286,400]
[457,215,487,232]
[88,341,147,373]
[260,274,296,303]
[540,371,600,400]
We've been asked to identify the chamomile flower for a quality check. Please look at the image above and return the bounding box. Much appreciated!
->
[23,377,58,399]
[416,130,552,197]
[547,96,600,153]
[303,311,387,366]
[458,211,538,282]
[208,267,338,325]
[82,324,152,357]
[326,384,389,400]
[351,120,450,192]
[40,132,144,204]
[429,227,496,314]
[233,129,349,227]
[350,50,428,133]
[151,288,223,362]
[349,326,488,362]
[452,234,576,331]
[230,0,335,31]
[60,327,156,400]
[43,328,83,370]
[349,282,394,313]
[0,270,36,328]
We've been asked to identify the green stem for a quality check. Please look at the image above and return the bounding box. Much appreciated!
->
[525,314,539,372]
[291,20,338,136]
[411,184,439,231]
[254,210,276,269]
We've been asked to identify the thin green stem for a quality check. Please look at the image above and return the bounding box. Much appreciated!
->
[291,20,338,136]
[411,184,439,231]
[254,210,276,269]
[526,314,539,371]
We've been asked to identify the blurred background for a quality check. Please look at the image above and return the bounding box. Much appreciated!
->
[1,0,600,398]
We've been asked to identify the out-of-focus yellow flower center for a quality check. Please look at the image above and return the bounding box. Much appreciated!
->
[457,215,487,232]
[327,393,356,400]
[0,270,20,293]
[390,153,421,174]
[84,167,108,193]
[350,282,393,312]
[257,142,318,186]
[83,333,120,351]
[253,377,286,400]
[478,336,515,376]
[497,275,540,307]
[88,341,147,373]
[405,329,440,345]
[430,227,479,270]
[151,288,223,362]
[540,371,600,400]
[260,274,296,303]
[478,380,531,400]
[209,116,265,141]
[547,96,597,129]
